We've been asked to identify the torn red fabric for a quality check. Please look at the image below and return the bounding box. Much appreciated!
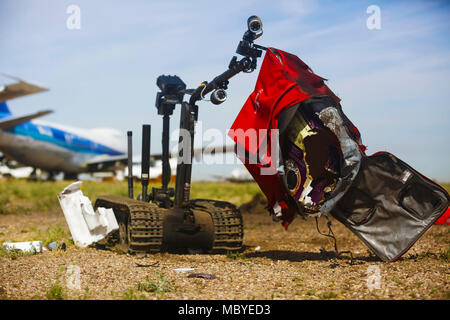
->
[434,207,450,225]
[229,48,341,154]
[228,48,347,227]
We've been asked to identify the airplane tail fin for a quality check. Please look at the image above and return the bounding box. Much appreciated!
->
[0,75,48,119]
[0,102,11,117]
[0,77,48,104]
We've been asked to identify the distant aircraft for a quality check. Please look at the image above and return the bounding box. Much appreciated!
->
[0,76,127,179]
[0,76,240,180]
[121,156,178,182]
[0,163,34,179]
[228,167,254,182]
[98,145,239,181]
[209,166,254,183]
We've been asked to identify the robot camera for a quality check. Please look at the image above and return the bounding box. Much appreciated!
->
[210,89,227,105]
[156,75,186,96]
[247,15,263,34]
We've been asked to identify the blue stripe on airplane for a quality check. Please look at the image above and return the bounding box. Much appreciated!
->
[6,121,123,156]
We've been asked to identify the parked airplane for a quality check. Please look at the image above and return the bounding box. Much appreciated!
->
[0,76,240,180]
[0,76,127,179]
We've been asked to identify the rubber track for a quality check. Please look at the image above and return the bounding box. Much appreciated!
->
[95,196,244,252]
[94,195,164,253]
[190,199,244,251]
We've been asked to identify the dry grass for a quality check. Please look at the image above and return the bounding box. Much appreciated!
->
[0,179,448,300]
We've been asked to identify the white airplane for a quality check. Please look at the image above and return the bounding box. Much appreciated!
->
[0,76,127,179]
[0,76,241,180]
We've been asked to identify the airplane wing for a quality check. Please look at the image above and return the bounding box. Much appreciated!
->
[83,154,128,172]
[193,144,236,161]
[0,110,54,129]
[83,145,237,172]
[0,79,48,103]
[150,144,237,161]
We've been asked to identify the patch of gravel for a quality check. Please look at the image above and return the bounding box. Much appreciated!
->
[0,203,449,300]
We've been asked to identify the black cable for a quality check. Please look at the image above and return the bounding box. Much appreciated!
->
[315,216,354,265]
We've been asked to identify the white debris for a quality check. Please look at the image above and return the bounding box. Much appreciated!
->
[2,241,43,253]
[173,268,195,273]
[57,181,119,248]
[273,202,282,217]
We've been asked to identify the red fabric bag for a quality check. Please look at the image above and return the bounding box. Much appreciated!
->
[229,48,449,261]
[228,47,362,227]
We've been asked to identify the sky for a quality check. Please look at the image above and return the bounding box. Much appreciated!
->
[0,0,449,181]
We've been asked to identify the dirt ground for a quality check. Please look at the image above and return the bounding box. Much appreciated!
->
[0,194,448,300]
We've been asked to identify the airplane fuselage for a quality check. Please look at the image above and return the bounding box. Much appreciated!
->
[0,119,126,174]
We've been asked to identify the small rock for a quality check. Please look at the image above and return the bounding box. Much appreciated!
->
[187,273,216,280]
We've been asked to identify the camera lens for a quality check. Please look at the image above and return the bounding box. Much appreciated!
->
[247,16,262,34]
[250,21,261,32]
[216,90,226,100]
[211,89,227,105]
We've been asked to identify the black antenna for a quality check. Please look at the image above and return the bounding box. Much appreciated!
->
[141,124,151,202]
[127,131,133,199]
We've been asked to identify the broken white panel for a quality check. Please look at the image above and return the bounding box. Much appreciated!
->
[57,181,119,247]
[3,241,43,253]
